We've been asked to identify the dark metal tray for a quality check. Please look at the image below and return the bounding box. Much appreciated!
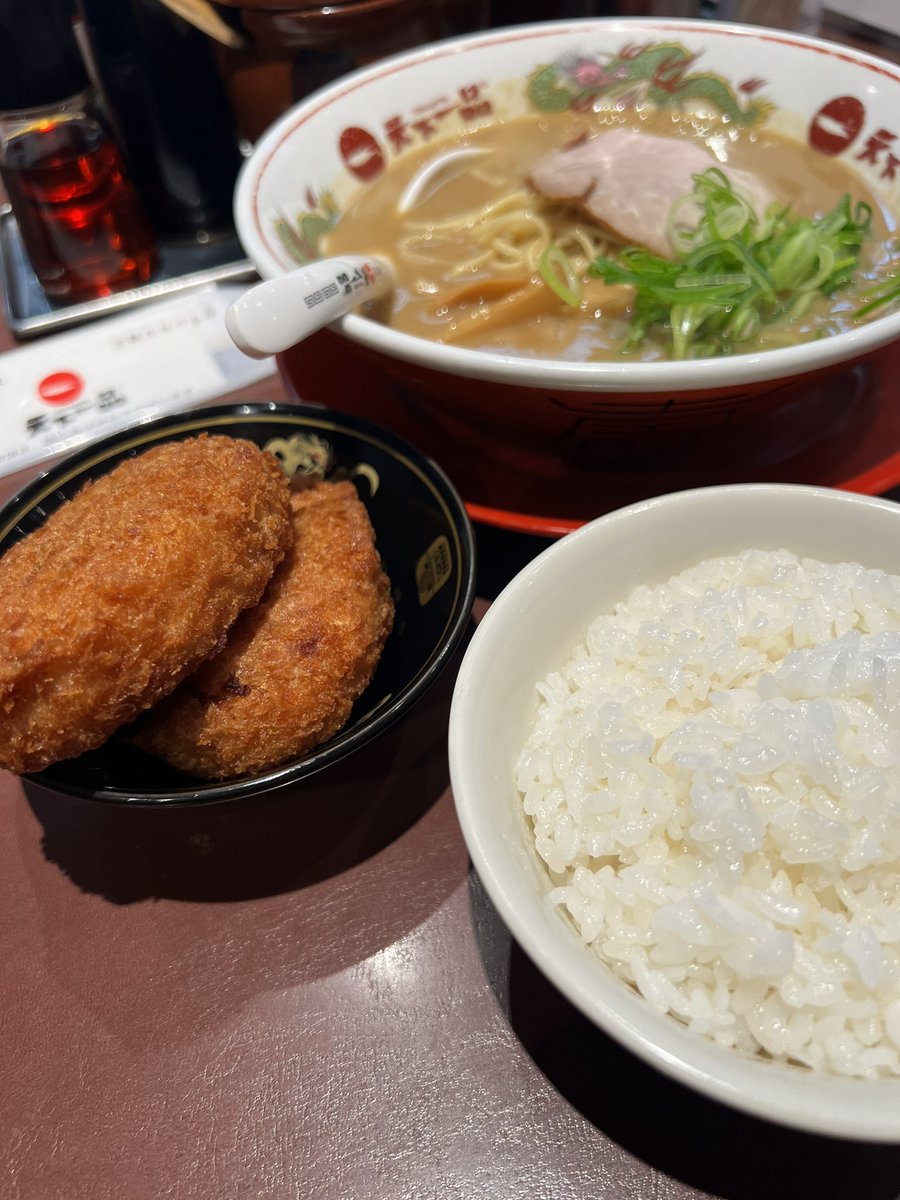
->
[0,206,256,339]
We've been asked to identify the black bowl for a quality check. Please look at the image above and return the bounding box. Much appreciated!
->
[0,401,476,805]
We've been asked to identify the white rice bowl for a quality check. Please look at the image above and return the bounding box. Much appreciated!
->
[448,483,900,1140]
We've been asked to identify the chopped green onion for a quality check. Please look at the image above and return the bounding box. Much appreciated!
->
[539,245,582,308]
[725,300,760,342]
[585,167,876,359]
[854,276,900,320]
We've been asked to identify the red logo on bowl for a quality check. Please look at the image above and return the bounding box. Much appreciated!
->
[339,127,385,182]
[809,96,865,156]
[37,371,84,405]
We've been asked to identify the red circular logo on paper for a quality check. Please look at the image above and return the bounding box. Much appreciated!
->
[38,371,84,405]
[339,127,384,182]
[809,96,865,156]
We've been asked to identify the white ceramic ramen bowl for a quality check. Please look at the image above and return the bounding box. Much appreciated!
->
[448,482,900,1142]
[235,18,900,453]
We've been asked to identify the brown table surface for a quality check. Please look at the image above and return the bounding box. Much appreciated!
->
[5,6,900,1199]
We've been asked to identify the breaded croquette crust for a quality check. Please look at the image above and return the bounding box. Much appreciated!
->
[134,479,394,779]
[0,435,292,774]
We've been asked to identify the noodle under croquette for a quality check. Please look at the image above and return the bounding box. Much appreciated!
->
[133,479,395,779]
[0,435,293,774]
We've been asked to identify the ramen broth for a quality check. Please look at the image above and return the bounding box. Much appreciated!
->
[324,110,895,362]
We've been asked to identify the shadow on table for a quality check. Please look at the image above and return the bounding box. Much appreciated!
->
[23,629,471,907]
[468,872,900,1200]
[475,523,555,601]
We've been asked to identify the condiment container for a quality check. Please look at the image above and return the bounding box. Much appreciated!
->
[213,0,488,142]
[77,0,245,241]
[0,0,156,303]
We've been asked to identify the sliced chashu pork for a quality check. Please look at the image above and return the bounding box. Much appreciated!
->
[528,128,776,259]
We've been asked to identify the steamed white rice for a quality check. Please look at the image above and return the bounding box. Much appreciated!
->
[514,549,900,1077]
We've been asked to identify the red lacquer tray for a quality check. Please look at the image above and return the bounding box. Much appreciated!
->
[278,333,900,537]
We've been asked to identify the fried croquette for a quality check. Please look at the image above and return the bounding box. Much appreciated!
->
[0,435,292,774]
[133,478,394,779]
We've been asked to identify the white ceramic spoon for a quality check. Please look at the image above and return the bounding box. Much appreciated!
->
[225,254,394,358]
[397,144,488,213]
[227,146,489,358]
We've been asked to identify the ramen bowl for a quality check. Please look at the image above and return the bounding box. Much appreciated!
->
[448,483,900,1141]
[0,402,476,805]
[235,18,900,465]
